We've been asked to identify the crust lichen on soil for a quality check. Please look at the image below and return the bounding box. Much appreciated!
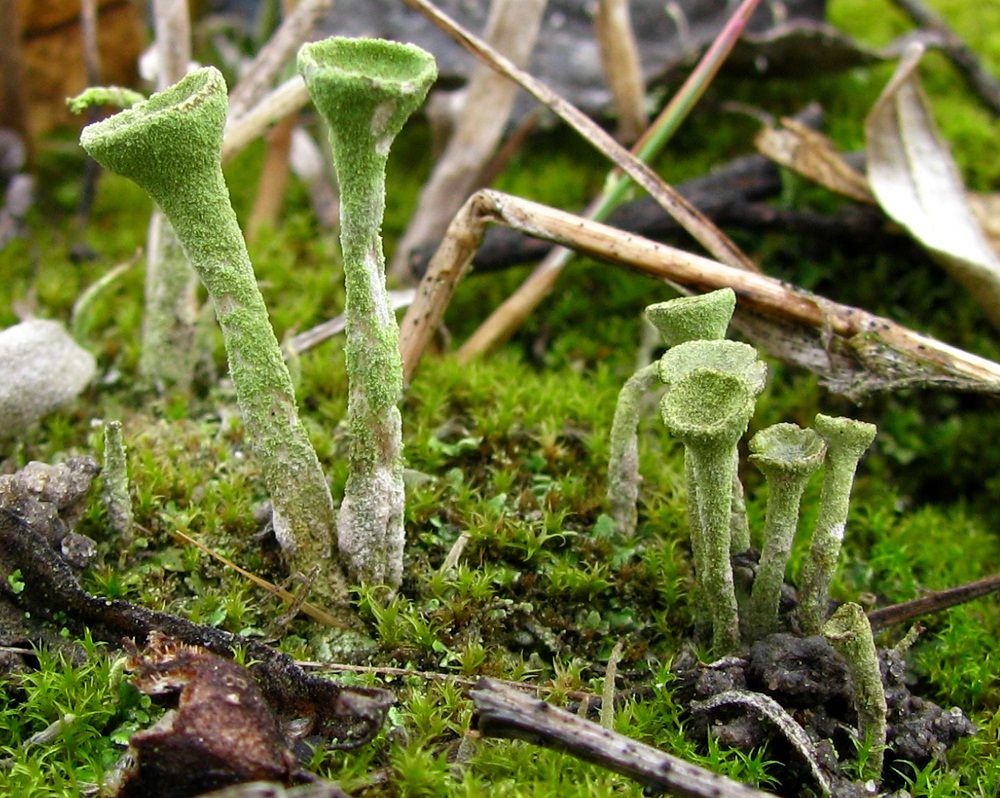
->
[2,5,1000,795]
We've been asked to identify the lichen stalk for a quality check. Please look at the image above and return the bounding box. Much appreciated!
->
[140,211,199,392]
[822,602,887,780]
[608,290,738,538]
[798,414,877,634]
[607,362,659,535]
[80,67,344,602]
[729,449,751,553]
[102,420,134,541]
[746,423,825,640]
[298,38,437,589]
[661,368,755,652]
[657,336,765,610]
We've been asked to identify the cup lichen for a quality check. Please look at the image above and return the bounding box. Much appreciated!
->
[607,289,740,537]
[798,414,877,635]
[644,288,736,347]
[822,601,888,781]
[661,367,756,652]
[613,290,878,663]
[747,423,825,639]
[79,66,345,604]
[298,38,437,590]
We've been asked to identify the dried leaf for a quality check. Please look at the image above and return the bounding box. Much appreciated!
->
[968,193,1000,255]
[755,117,874,203]
[865,44,1000,329]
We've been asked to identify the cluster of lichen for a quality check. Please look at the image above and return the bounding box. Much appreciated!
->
[608,288,892,775]
[609,289,878,652]
[77,38,436,604]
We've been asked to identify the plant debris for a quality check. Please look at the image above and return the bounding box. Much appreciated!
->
[0,459,394,752]
[108,633,322,798]
[674,632,977,795]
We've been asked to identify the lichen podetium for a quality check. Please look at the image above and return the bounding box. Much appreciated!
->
[798,414,877,634]
[822,602,888,781]
[607,289,739,538]
[80,67,346,606]
[660,367,756,652]
[298,38,437,590]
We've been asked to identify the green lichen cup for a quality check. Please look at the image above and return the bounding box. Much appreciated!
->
[81,67,344,606]
[661,368,756,652]
[644,288,736,346]
[299,38,437,590]
[747,423,825,639]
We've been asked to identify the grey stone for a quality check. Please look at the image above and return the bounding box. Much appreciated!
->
[0,319,96,438]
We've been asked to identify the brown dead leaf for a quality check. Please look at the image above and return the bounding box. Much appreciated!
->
[865,44,1000,330]
[968,193,1000,254]
[754,117,875,204]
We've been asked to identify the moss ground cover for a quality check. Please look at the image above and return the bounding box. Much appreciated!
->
[1,3,999,793]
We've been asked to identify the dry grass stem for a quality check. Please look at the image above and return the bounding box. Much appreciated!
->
[444,0,763,358]
[390,0,548,282]
[247,114,296,240]
[595,0,647,144]
[152,0,191,88]
[222,75,309,163]
[400,189,1000,395]
[402,0,756,275]
[228,0,334,119]
[165,526,348,629]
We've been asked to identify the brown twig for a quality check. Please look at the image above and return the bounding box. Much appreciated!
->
[888,0,1000,115]
[470,677,776,797]
[0,509,391,748]
[398,189,1000,397]
[867,573,1000,630]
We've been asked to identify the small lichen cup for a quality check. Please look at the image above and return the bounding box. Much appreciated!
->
[660,367,756,652]
[747,423,825,639]
[644,288,737,347]
[798,414,877,634]
[607,289,739,537]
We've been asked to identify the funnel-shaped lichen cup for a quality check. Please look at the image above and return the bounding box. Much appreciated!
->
[299,38,436,590]
[644,288,736,347]
[661,368,756,652]
[747,423,825,639]
[798,414,877,634]
[659,337,765,556]
[81,67,344,604]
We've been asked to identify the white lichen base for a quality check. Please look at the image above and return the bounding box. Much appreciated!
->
[338,451,406,589]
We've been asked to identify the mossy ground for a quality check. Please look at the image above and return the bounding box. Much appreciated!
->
[2,0,999,794]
